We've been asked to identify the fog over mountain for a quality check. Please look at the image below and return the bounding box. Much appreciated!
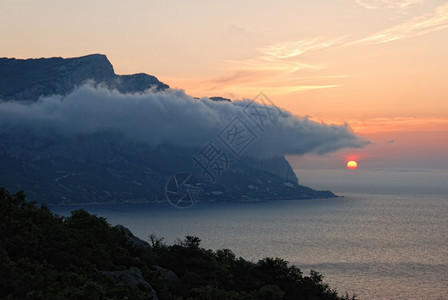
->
[0,84,366,158]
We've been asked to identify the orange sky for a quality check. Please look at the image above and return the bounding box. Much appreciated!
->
[1,0,447,169]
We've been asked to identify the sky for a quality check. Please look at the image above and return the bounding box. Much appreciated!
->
[1,0,447,176]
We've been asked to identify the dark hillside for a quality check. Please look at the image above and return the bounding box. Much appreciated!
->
[0,187,355,299]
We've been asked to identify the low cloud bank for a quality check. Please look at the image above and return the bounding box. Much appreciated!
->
[0,85,367,157]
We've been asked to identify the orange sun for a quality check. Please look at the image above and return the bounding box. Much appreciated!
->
[347,160,358,170]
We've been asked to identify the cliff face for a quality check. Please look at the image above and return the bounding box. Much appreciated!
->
[0,54,168,101]
[0,54,335,204]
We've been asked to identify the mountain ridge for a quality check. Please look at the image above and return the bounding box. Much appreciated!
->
[0,54,169,101]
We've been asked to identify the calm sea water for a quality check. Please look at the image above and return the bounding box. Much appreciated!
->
[51,189,448,300]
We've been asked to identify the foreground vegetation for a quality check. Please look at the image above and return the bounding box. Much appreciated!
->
[0,187,356,299]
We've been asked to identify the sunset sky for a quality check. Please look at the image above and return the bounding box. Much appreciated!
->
[2,0,447,172]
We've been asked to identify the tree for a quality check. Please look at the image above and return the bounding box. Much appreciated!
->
[177,235,201,249]
[148,233,165,252]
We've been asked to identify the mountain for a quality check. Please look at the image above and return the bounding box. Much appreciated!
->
[0,54,335,204]
[0,54,168,101]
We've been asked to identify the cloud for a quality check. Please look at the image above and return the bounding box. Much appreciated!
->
[259,37,347,61]
[211,3,447,93]
[221,37,345,76]
[348,117,448,134]
[216,2,448,91]
[248,114,368,157]
[0,84,367,158]
[210,70,274,86]
[201,37,349,95]
[356,0,424,10]
[354,2,448,44]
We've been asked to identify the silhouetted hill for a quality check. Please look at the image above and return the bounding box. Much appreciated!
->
[0,187,355,299]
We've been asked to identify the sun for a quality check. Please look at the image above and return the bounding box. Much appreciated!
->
[347,160,358,170]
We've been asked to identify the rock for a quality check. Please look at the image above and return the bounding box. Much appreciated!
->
[102,267,158,299]
[154,265,180,282]
[246,156,299,183]
[115,224,151,250]
[283,182,294,188]
[209,96,231,102]
[113,73,168,94]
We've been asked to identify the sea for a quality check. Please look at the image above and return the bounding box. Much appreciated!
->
[50,168,448,299]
